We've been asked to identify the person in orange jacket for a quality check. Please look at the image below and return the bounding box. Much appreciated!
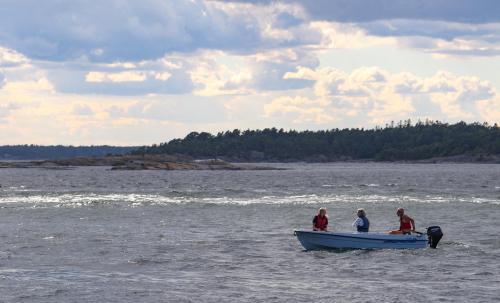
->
[313,207,328,231]
[389,208,415,234]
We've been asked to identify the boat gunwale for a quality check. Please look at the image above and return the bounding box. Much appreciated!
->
[294,230,427,243]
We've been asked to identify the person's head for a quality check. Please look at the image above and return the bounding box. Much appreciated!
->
[396,208,404,217]
[357,208,366,217]
[318,207,327,217]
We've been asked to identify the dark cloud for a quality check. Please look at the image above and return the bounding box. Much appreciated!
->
[274,11,304,28]
[217,0,500,57]
[228,0,500,23]
[0,1,251,61]
[0,0,320,63]
[1,0,498,64]
[361,19,500,42]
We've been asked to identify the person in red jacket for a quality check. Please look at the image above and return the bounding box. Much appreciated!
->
[389,207,415,234]
[313,208,328,231]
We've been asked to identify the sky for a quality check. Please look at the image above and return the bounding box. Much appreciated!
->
[0,0,499,145]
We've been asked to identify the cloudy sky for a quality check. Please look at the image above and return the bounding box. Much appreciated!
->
[1,0,499,145]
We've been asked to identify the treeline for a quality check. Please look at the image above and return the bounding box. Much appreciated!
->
[134,121,500,161]
[0,145,137,160]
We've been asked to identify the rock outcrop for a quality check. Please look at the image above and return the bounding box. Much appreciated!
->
[0,154,278,170]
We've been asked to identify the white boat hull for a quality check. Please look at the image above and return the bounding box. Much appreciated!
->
[294,230,428,250]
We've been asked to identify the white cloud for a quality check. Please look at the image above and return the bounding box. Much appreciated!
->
[46,55,193,95]
[0,47,28,67]
[190,51,253,96]
[248,48,319,91]
[476,98,500,123]
[154,72,172,81]
[310,21,396,50]
[264,96,336,124]
[269,66,500,125]
[422,71,494,119]
[104,96,227,124]
[309,19,500,58]
[86,71,147,83]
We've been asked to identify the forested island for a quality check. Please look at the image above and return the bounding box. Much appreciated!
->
[135,121,500,162]
[2,121,499,164]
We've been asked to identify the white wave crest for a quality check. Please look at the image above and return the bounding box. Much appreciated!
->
[0,192,498,207]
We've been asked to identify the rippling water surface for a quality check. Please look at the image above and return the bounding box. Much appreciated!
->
[1,163,499,302]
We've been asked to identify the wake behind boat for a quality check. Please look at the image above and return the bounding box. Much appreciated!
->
[294,226,443,250]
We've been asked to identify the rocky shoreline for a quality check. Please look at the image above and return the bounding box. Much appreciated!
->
[0,154,280,170]
[1,153,498,170]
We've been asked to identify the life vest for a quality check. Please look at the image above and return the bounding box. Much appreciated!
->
[357,216,369,232]
[399,215,412,231]
[313,215,328,230]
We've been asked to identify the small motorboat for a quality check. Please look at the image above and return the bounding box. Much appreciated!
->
[294,226,443,250]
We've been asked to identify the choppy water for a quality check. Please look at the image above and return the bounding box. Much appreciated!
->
[0,163,499,302]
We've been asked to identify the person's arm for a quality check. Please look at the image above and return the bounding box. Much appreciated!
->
[352,217,363,227]
[324,217,328,231]
[409,216,415,231]
[312,216,317,230]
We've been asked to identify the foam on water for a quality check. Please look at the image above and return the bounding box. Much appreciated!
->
[1,192,499,208]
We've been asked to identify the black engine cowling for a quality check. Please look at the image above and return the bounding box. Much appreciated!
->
[427,226,443,248]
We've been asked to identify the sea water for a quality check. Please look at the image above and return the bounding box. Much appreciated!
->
[0,163,499,302]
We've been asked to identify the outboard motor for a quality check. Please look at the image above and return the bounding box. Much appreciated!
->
[427,226,443,248]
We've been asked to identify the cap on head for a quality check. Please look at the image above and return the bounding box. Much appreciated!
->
[357,208,366,216]
[397,208,404,215]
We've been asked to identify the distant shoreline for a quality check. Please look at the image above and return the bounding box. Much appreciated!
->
[215,153,500,164]
[0,153,498,170]
[2,122,499,164]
